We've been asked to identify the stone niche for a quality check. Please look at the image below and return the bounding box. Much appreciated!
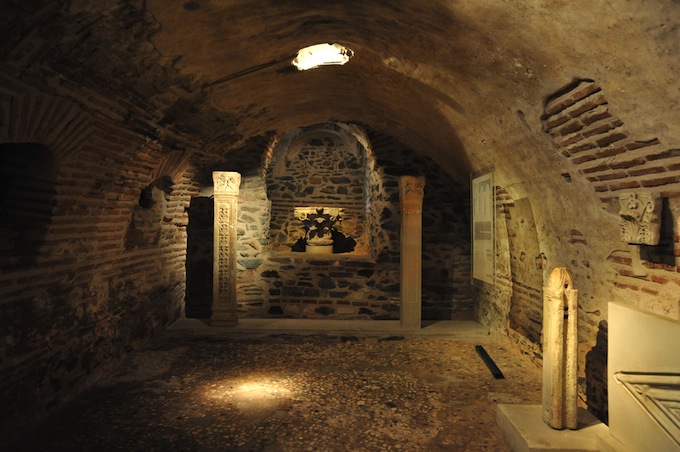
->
[0,143,57,268]
[267,125,368,255]
[185,124,473,321]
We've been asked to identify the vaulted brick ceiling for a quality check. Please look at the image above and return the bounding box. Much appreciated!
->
[2,0,678,186]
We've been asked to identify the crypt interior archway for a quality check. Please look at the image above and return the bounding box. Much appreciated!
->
[184,123,474,322]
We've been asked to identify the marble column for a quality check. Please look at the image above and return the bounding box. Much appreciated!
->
[211,171,241,327]
[542,267,579,429]
[399,175,425,330]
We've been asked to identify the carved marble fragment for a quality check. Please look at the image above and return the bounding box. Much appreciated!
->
[614,372,680,447]
[542,267,578,430]
[211,171,241,327]
[618,192,662,245]
[294,206,343,249]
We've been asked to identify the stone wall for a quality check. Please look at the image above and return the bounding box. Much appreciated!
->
[506,198,543,346]
[244,127,472,319]
[267,129,368,254]
[544,79,680,422]
[185,125,473,321]
[543,79,680,319]
[241,255,401,318]
[477,79,680,423]
[0,72,194,438]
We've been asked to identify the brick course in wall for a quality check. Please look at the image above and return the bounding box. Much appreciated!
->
[0,72,198,439]
[542,79,680,321]
[542,79,680,203]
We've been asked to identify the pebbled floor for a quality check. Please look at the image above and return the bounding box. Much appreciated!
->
[9,328,542,451]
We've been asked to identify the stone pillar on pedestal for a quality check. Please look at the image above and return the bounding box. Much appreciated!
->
[542,267,579,429]
[211,171,241,327]
[399,175,425,330]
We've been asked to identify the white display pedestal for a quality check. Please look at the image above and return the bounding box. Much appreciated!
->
[497,404,627,452]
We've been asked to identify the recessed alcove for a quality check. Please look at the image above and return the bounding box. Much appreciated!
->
[265,123,372,257]
[125,175,174,250]
[184,123,472,321]
[0,143,57,269]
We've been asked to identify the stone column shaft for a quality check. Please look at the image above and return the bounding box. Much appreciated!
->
[211,171,241,327]
[542,267,579,429]
[399,176,425,330]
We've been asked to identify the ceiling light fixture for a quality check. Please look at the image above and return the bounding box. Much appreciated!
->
[292,43,354,71]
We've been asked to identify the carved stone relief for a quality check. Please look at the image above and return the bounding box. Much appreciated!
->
[294,207,343,247]
[609,302,680,452]
[214,172,241,195]
[217,203,232,302]
[619,192,662,245]
[399,175,425,214]
[614,372,680,447]
[211,171,241,326]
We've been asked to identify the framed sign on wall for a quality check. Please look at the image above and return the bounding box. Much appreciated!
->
[472,169,495,287]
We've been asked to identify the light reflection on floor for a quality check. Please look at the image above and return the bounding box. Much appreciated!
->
[8,334,544,451]
[204,375,298,417]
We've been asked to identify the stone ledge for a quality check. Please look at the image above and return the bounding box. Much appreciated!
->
[269,251,376,263]
[497,404,611,452]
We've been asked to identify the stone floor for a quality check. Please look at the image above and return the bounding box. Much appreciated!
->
[8,320,543,451]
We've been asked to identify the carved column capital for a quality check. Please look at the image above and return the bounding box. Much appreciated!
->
[399,175,425,214]
[618,192,661,245]
[213,171,241,196]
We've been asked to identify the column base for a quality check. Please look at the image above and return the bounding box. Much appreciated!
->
[400,317,421,330]
[210,311,238,327]
[400,302,421,330]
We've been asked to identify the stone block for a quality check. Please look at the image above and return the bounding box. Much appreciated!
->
[303,288,321,297]
[608,302,680,452]
[318,276,336,290]
[238,258,263,269]
[497,404,610,452]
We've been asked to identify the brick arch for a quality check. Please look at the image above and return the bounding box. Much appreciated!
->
[151,148,191,182]
[541,79,680,203]
[266,123,370,179]
[0,87,93,163]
